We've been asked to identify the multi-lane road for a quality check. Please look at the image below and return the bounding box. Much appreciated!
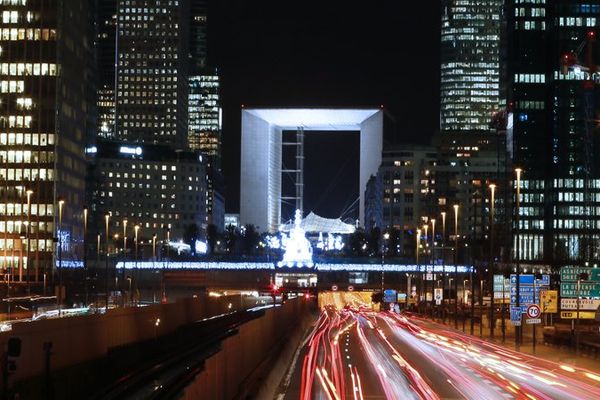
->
[284,293,600,400]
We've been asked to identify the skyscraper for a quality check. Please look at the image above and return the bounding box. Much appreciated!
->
[188,0,223,229]
[507,0,600,266]
[114,0,190,148]
[440,0,504,134]
[0,1,95,287]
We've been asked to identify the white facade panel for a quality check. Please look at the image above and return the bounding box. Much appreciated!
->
[240,108,383,232]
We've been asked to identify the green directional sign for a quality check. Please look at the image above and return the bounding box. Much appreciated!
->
[560,282,600,298]
[560,266,600,282]
[560,267,592,282]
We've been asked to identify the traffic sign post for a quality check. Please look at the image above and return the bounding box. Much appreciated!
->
[510,306,522,326]
[526,304,541,319]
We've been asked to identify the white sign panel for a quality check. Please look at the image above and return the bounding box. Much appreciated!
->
[561,298,600,311]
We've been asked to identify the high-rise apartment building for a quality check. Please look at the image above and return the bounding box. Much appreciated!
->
[507,0,600,266]
[0,1,94,287]
[440,0,504,134]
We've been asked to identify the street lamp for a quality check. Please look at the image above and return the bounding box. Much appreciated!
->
[453,204,459,329]
[105,213,110,312]
[83,206,88,305]
[123,219,128,257]
[441,211,447,321]
[57,198,65,316]
[489,183,496,339]
[381,231,389,294]
[416,228,421,306]
[463,278,469,332]
[25,189,32,295]
[134,224,140,305]
[515,168,523,350]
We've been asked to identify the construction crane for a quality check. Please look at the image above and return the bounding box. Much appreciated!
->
[560,30,600,261]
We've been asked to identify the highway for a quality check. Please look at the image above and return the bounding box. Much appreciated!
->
[286,293,600,400]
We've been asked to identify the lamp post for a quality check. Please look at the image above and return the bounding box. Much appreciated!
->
[83,206,88,305]
[113,234,119,294]
[463,279,468,332]
[381,231,389,294]
[152,233,157,302]
[453,204,459,329]
[57,199,64,316]
[123,219,128,258]
[489,183,496,339]
[431,218,436,315]
[96,233,100,308]
[134,224,140,305]
[441,211,446,322]
[25,189,32,295]
[416,228,421,307]
[515,168,522,350]
[105,213,110,312]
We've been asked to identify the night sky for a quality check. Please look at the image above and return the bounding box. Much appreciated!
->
[209,0,442,214]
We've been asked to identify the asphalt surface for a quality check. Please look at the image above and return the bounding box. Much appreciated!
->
[282,293,600,400]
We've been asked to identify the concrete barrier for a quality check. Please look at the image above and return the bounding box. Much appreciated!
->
[1,294,249,385]
[181,298,314,400]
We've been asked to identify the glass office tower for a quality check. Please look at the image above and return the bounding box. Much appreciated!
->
[440,0,504,134]
[0,1,94,288]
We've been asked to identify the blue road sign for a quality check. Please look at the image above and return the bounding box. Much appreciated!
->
[510,306,523,325]
[383,289,397,303]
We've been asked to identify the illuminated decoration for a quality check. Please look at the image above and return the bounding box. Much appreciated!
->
[265,235,281,249]
[114,261,473,273]
[119,145,142,156]
[278,209,314,268]
[169,240,190,255]
[316,232,344,251]
[280,211,355,234]
[195,240,207,254]
[54,260,84,268]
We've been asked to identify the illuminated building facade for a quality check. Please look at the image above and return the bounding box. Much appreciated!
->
[91,141,207,248]
[188,1,223,230]
[96,0,117,139]
[114,0,190,148]
[376,140,505,261]
[507,0,600,266]
[0,1,94,283]
[440,0,503,134]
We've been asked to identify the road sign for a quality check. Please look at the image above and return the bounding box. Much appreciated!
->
[560,266,598,282]
[560,311,596,319]
[560,282,600,298]
[331,285,338,291]
[510,274,550,286]
[526,318,541,324]
[510,306,522,326]
[560,298,600,310]
[383,289,397,303]
[526,304,541,319]
[540,290,558,313]
[348,285,354,292]
[434,288,443,305]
